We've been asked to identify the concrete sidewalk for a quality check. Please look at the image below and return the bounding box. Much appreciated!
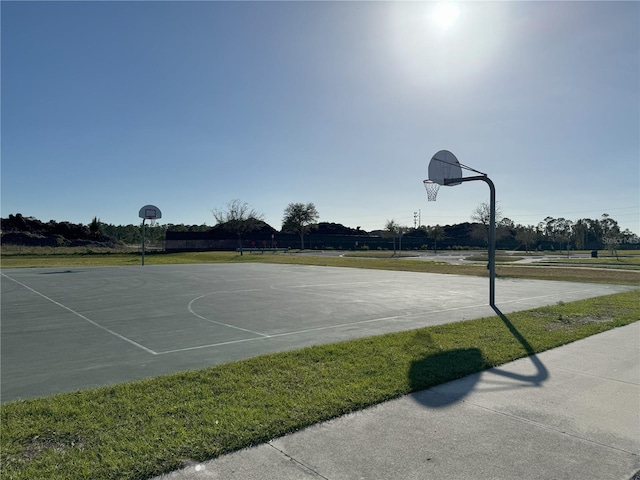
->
[155,322,640,480]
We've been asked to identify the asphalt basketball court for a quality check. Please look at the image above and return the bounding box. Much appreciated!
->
[1,263,635,402]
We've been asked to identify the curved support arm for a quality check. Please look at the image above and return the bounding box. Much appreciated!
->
[444,175,496,307]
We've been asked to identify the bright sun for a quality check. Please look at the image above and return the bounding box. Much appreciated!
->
[432,2,460,29]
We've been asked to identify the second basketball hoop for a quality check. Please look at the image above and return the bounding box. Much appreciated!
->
[138,204,162,266]
[423,180,440,202]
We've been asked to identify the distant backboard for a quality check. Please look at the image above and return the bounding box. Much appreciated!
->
[139,205,162,220]
[428,150,462,186]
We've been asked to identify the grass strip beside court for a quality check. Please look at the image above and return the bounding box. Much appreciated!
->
[1,290,638,480]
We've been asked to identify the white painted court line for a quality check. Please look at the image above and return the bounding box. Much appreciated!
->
[187,289,270,337]
[155,285,631,355]
[1,273,158,355]
[274,279,393,289]
[156,302,492,355]
[267,280,421,302]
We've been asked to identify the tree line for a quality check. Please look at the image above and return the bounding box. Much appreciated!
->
[1,203,637,252]
[398,208,638,253]
[206,200,638,252]
[0,213,173,247]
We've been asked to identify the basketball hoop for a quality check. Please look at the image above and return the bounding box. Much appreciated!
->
[138,204,162,266]
[425,149,498,308]
[423,180,440,202]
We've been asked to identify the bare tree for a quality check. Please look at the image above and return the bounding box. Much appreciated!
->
[471,202,503,226]
[471,202,503,246]
[282,202,319,250]
[212,199,264,255]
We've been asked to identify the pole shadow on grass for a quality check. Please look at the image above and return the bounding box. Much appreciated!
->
[409,305,548,408]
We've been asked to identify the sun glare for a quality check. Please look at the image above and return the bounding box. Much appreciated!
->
[432,2,460,29]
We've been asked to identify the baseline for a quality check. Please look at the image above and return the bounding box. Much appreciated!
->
[1,273,158,355]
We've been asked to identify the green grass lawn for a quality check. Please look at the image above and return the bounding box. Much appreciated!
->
[463,254,524,262]
[537,256,640,268]
[342,251,421,259]
[1,290,638,480]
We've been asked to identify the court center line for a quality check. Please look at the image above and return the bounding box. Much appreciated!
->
[187,289,270,337]
[156,302,492,355]
[1,273,158,355]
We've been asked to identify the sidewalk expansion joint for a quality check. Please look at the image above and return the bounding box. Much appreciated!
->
[268,441,331,479]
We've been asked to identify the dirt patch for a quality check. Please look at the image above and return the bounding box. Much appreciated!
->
[546,315,614,331]
[22,433,87,461]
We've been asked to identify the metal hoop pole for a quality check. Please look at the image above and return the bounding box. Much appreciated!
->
[141,219,146,266]
[445,175,496,308]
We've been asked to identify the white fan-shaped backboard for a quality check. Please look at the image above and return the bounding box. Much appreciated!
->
[139,205,162,220]
[428,150,462,186]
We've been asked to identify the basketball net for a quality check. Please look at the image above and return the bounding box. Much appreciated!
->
[423,180,440,202]
[149,218,157,227]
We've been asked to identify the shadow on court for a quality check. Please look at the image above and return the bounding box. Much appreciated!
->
[409,305,549,408]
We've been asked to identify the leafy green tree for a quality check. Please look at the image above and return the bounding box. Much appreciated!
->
[541,217,573,254]
[428,225,446,253]
[572,219,588,250]
[89,216,102,235]
[515,225,537,253]
[282,202,319,250]
[384,219,403,254]
[166,224,189,232]
[582,218,603,247]
[600,214,621,257]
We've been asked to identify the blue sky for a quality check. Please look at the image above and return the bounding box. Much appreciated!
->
[2,1,638,234]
